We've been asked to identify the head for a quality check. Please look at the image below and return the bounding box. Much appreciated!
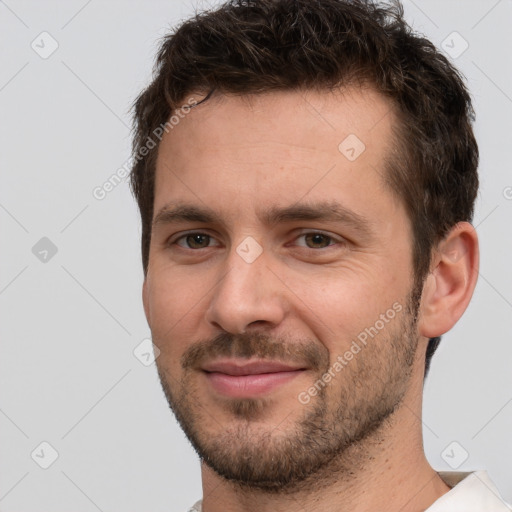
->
[130,0,479,491]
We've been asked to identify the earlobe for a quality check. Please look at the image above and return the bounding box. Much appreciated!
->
[418,222,479,338]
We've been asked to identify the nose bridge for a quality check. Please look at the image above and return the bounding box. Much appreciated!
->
[205,237,287,333]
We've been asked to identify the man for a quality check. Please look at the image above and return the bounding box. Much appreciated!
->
[129,0,510,510]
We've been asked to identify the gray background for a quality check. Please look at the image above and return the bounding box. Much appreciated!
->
[1,0,511,510]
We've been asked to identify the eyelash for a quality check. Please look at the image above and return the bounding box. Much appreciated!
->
[168,230,344,251]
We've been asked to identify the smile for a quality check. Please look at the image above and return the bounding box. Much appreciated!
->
[201,360,307,398]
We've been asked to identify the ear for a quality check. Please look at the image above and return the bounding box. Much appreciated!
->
[142,278,151,324]
[418,222,479,338]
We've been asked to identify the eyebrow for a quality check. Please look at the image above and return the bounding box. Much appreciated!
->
[152,200,375,238]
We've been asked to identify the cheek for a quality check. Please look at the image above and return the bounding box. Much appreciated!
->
[294,279,372,350]
[146,271,208,357]
[289,265,406,353]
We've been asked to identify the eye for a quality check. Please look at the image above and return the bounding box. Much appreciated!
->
[168,230,344,252]
[172,232,220,249]
[293,231,342,249]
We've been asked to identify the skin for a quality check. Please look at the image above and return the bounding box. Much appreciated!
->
[142,86,479,512]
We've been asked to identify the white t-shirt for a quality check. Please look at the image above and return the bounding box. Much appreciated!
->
[428,470,511,511]
[186,470,511,511]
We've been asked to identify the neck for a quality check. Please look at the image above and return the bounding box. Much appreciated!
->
[200,353,451,512]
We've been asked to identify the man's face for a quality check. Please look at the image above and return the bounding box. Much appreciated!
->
[143,87,425,490]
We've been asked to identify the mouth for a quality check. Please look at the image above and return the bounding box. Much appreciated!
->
[201,359,308,398]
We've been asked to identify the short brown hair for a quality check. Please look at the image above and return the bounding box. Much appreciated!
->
[129,0,479,378]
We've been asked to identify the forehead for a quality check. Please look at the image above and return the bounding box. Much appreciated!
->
[161,85,395,153]
[153,86,402,227]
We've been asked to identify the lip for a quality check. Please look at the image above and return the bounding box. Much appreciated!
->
[201,359,307,398]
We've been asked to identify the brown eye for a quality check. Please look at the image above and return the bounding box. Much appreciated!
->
[297,232,337,249]
[174,233,216,249]
[186,234,210,248]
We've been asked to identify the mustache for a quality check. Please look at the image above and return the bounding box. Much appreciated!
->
[181,331,329,372]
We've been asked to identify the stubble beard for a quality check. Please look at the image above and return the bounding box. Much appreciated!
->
[155,288,422,494]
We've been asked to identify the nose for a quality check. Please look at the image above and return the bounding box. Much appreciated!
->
[204,243,288,334]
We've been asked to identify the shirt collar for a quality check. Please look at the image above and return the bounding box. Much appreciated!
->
[426,470,511,511]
